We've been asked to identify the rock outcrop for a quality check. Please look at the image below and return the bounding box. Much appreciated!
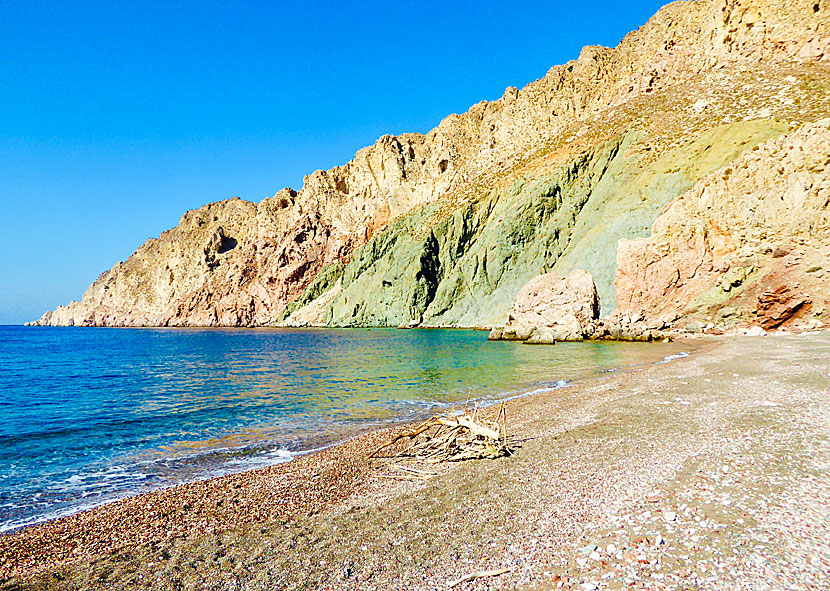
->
[491,271,599,343]
[32,0,830,332]
[280,282,342,327]
[616,120,830,332]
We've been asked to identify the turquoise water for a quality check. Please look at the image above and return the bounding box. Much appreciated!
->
[0,325,692,532]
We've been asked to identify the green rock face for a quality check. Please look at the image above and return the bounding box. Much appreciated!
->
[552,120,788,315]
[324,138,619,328]
[317,121,786,328]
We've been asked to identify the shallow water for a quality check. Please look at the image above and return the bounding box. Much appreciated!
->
[0,325,693,531]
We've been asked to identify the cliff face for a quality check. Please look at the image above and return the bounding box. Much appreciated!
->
[616,120,830,331]
[34,0,830,330]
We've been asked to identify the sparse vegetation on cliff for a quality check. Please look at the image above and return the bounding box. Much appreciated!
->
[33,0,830,336]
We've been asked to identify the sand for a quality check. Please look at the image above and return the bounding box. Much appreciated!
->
[2,332,828,590]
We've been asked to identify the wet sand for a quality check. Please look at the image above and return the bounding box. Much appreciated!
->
[2,332,828,590]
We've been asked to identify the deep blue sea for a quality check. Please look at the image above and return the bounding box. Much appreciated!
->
[0,325,692,532]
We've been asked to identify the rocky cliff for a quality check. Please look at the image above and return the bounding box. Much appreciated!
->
[616,120,830,332]
[33,0,830,331]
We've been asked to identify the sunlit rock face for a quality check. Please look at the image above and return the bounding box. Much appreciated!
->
[495,271,600,343]
[33,0,830,330]
[615,120,830,332]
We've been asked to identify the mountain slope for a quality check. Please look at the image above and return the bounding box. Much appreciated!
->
[33,0,830,329]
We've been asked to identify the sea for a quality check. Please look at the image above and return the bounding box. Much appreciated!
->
[0,325,693,533]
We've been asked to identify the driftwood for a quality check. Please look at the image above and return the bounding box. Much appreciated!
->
[369,402,512,464]
[370,464,439,481]
[447,567,510,588]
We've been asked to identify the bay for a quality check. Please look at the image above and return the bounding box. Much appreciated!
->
[0,325,692,532]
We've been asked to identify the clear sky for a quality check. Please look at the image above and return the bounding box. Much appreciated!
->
[0,0,668,325]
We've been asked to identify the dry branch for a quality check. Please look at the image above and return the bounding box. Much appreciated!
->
[391,464,437,477]
[369,405,512,467]
[447,567,510,588]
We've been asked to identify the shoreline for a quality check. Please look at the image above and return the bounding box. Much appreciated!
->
[0,417,397,582]
[2,332,828,589]
[0,339,702,578]
[0,378,569,538]
[0,335,694,539]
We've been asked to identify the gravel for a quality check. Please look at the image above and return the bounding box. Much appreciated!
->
[2,332,828,590]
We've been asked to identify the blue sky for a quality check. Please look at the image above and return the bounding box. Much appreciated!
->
[0,0,667,325]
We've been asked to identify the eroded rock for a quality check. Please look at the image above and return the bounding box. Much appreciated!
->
[615,121,830,333]
[497,270,599,343]
[31,0,830,330]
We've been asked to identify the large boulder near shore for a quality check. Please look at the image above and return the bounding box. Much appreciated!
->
[497,270,599,343]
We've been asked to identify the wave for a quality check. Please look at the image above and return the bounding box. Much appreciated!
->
[655,351,690,364]
[0,446,300,534]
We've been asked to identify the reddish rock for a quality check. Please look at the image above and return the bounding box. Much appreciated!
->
[615,121,830,332]
[755,286,810,329]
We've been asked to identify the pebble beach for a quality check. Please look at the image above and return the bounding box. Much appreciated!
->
[2,332,828,590]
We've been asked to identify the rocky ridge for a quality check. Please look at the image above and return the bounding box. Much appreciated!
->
[32,0,830,333]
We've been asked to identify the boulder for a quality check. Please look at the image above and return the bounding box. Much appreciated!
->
[500,270,599,343]
[524,327,557,345]
[755,285,810,330]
